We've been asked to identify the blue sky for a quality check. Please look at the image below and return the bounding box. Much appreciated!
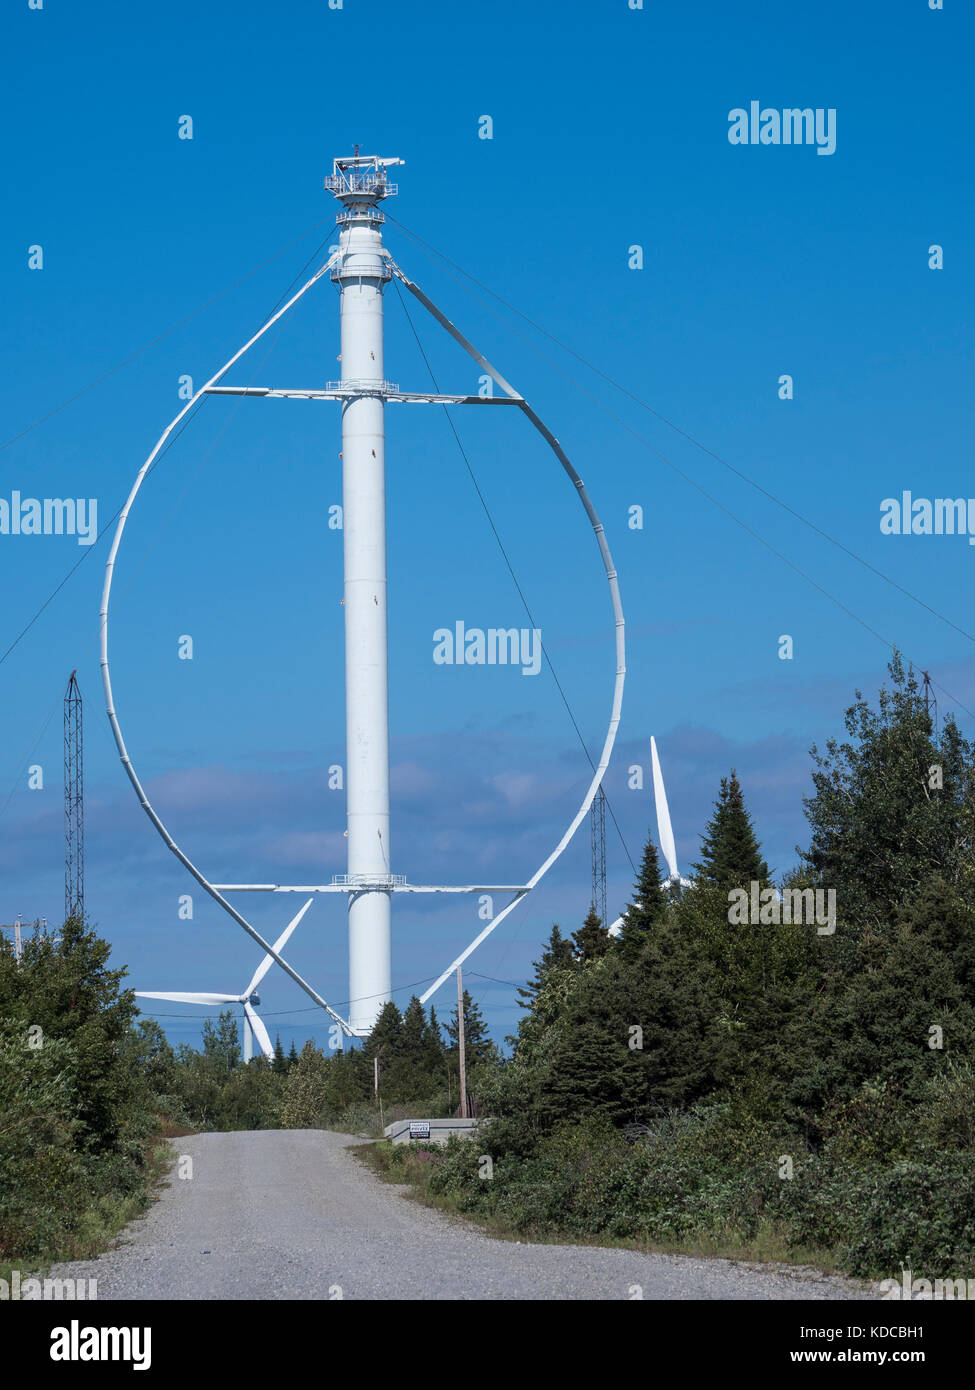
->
[2,0,972,1051]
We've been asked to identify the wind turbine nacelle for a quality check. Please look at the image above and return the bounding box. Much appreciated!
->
[248,992,261,1006]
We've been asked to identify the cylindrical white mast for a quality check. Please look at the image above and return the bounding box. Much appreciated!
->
[326,155,403,1034]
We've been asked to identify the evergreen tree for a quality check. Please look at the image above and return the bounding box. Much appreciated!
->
[573,906,610,963]
[401,995,427,1060]
[423,1005,445,1071]
[402,995,444,1080]
[517,924,575,1008]
[533,921,732,1128]
[616,833,666,961]
[360,999,444,1102]
[673,875,819,1109]
[287,1040,300,1069]
[362,1000,404,1063]
[788,876,975,1116]
[693,770,769,891]
[801,653,974,928]
[446,989,494,1064]
[272,1034,288,1074]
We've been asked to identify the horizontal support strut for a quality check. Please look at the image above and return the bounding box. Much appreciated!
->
[210,883,532,894]
[203,386,520,405]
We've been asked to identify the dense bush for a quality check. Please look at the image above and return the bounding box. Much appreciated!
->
[393,1091,975,1278]
[0,928,161,1266]
[781,1152,975,1276]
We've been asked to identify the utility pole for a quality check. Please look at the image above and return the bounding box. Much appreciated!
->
[0,916,24,962]
[457,965,468,1120]
[64,671,84,923]
[324,154,404,1035]
[0,916,47,964]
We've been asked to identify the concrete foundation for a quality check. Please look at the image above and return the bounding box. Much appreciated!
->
[383,1118,484,1146]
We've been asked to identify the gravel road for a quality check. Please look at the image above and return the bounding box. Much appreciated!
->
[50,1130,877,1300]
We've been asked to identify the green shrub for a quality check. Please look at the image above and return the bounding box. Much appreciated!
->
[839,1158,975,1277]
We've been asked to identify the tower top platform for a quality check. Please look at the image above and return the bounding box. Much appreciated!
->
[324,154,404,205]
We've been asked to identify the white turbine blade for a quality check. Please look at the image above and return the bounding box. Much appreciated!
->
[135,991,240,1005]
[650,736,679,883]
[244,897,314,997]
[244,1001,273,1061]
[606,916,624,938]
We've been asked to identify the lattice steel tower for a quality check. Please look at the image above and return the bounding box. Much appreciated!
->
[590,784,607,926]
[64,671,84,922]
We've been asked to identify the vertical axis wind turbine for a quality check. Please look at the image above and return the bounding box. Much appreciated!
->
[101,153,626,1038]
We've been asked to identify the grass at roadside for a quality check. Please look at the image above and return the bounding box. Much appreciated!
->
[0,1130,183,1287]
[353,1138,849,1276]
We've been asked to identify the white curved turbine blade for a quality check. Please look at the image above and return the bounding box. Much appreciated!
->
[650,736,679,883]
[136,991,241,1005]
[606,916,624,938]
[244,897,314,998]
[243,1001,274,1061]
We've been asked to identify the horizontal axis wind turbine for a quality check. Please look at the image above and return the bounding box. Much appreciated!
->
[607,736,689,936]
[136,899,313,1062]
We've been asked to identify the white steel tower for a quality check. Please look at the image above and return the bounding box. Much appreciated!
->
[325,155,402,1032]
